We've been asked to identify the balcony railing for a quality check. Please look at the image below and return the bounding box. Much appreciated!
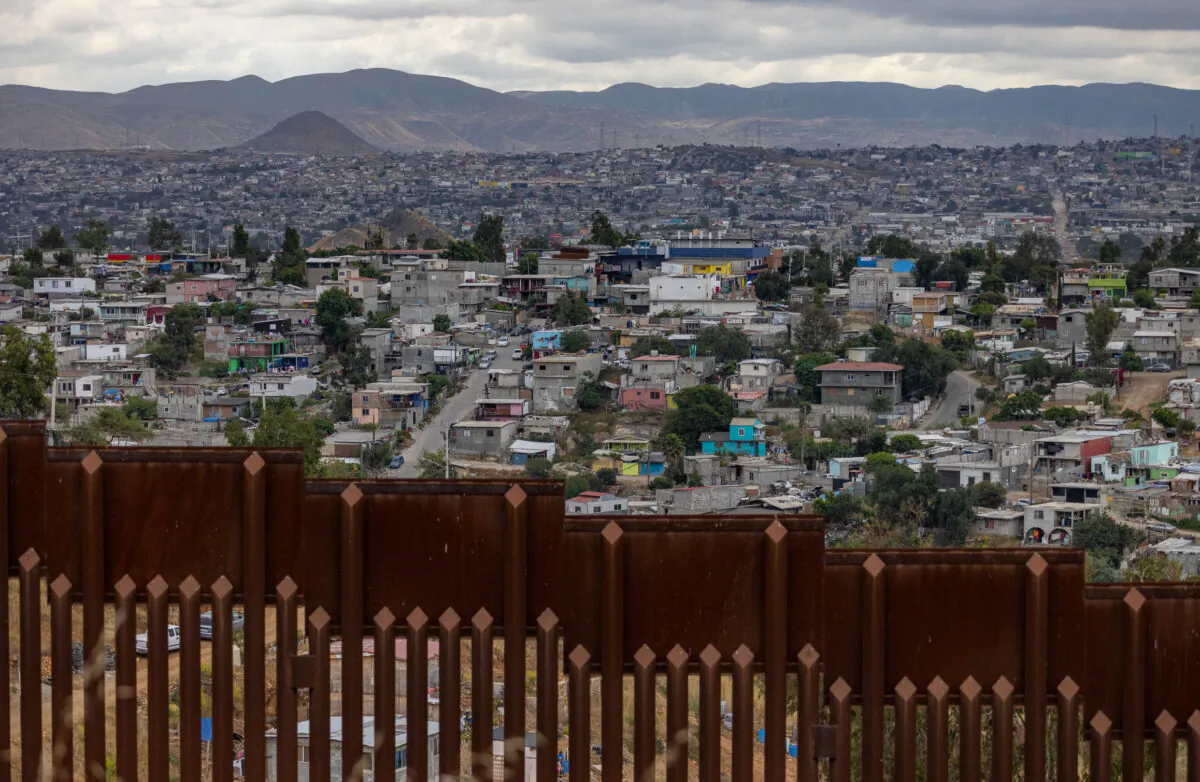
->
[0,420,1199,781]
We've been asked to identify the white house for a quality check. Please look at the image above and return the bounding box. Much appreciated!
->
[566,491,628,514]
[266,716,439,782]
[249,373,320,402]
[82,343,128,362]
[34,277,95,296]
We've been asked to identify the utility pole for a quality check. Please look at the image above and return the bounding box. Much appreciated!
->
[444,423,451,479]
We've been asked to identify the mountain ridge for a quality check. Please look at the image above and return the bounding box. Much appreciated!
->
[1,69,1198,153]
[233,110,379,155]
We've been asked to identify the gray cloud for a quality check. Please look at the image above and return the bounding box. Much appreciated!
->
[2,0,1200,95]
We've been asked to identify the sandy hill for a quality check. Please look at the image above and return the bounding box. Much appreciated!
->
[233,110,377,155]
[310,208,452,251]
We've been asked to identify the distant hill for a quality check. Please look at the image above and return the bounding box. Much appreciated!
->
[1,69,1200,152]
[310,208,452,252]
[233,111,377,155]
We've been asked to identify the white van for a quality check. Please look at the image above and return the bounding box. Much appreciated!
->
[136,625,181,655]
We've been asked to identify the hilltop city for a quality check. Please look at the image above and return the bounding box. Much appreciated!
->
[1,134,1200,577]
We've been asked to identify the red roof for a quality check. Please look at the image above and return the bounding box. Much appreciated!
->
[815,362,904,372]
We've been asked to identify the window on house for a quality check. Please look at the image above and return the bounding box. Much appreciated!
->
[650,392,660,400]
[299,745,309,763]
[845,374,855,381]
[64,281,72,289]
[396,749,407,769]
[984,519,995,529]
[983,473,992,482]
[361,409,370,416]
[486,429,494,438]
[1034,511,1044,520]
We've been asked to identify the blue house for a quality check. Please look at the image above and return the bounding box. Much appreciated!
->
[699,418,767,457]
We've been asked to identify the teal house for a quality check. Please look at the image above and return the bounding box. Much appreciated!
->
[700,418,767,457]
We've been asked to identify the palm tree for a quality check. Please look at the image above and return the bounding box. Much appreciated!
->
[658,434,686,480]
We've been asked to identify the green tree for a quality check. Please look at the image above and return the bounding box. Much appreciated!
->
[752,270,790,302]
[517,253,539,274]
[272,227,307,285]
[148,305,203,377]
[53,249,75,268]
[889,434,923,453]
[657,433,687,480]
[224,418,249,447]
[941,330,975,361]
[75,219,110,260]
[695,324,752,364]
[1119,351,1144,371]
[794,304,840,354]
[630,337,676,358]
[147,217,184,251]
[37,225,66,250]
[418,449,448,479]
[232,223,251,257]
[252,406,323,475]
[1153,408,1182,430]
[524,457,553,478]
[596,468,618,487]
[932,489,975,546]
[665,386,736,449]
[559,329,590,353]
[1099,238,1121,264]
[0,328,56,417]
[432,314,452,333]
[1127,554,1186,583]
[968,481,1008,509]
[1074,513,1137,568]
[868,394,893,415]
[999,232,1060,282]
[473,215,506,263]
[444,240,485,261]
[812,493,864,527]
[793,353,837,401]
[1023,355,1053,382]
[590,211,634,247]
[66,407,151,446]
[574,371,606,412]
[423,237,444,251]
[980,273,1006,295]
[315,288,364,354]
[548,293,592,326]
[1044,406,1085,427]
[875,339,958,401]
[1133,289,1158,310]
[123,397,157,422]
[1085,305,1120,367]
[22,248,43,266]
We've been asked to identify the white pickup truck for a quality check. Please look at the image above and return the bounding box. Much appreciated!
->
[136,625,181,655]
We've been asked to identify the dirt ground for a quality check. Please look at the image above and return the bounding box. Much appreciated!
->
[1115,370,1182,413]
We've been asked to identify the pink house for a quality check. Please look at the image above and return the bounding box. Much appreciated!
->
[475,398,530,421]
[620,386,669,411]
[167,273,237,304]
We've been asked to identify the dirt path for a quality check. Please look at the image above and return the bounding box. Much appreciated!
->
[1117,370,1181,413]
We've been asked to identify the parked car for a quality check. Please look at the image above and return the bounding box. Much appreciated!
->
[480,358,492,370]
[498,336,510,347]
[199,612,245,640]
[1147,521,1178,534]
[957,403,971,416]
[136,625,182,655]
[512,348,523,360]
[487,338,497,346]
[389,456,405,469]
[1147,364,1171,373]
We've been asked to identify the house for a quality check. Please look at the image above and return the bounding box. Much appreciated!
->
[1034,433,1113,477]
[1132,331,1178,368]
[33,277,95,297]
[973,508,1024,538]
[98,302,148,327]
[166,273,237,304]
[566,492,628,514]
[201,397,253,421]
[1053,381,1110,405]
[815,362,904,407]
[531,355,603,413]
[248,373,319,402]
[912,292,950,328]
[1023,502,1095,545]
[521,416,569,441]
[700,418,767,457]
[229,336,292,374]
[1149,267,1200,297]
[352,382,429,430]
[265,715,439,782]
[1049,482,1105,504]
[475,398,530,421]
[509,440,556,465]
[449,420,519,458]
[734,358,784,393]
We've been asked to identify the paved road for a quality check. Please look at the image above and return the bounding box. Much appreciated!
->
[1052,193,1078,262]
[925,370,983,428]
[394,344,523,477]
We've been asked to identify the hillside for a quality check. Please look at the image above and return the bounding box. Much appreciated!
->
[2,69,1200,152]
[309,208,452,252]
[233,111,378,155]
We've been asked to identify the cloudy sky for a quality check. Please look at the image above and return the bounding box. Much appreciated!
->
[3,0,1200,94]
